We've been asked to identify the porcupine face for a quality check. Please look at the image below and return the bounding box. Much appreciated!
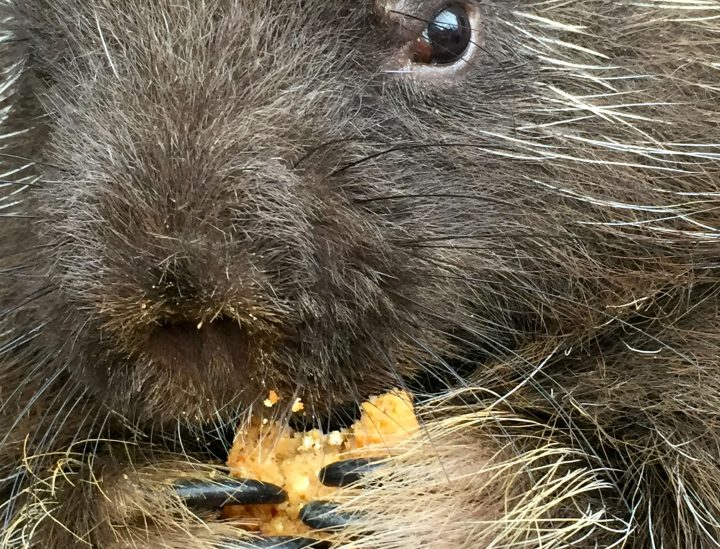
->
[6,0,717,425]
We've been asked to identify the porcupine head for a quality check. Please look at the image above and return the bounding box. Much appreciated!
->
[2,1,720,548]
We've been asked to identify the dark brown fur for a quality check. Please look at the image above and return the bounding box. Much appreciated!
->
[2,0,720,547]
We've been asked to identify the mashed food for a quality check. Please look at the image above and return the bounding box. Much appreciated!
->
[224,390,419,536]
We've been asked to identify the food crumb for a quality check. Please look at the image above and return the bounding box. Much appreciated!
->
[291,398,304,413]
[327,431,344,446]
[263,390,280,408]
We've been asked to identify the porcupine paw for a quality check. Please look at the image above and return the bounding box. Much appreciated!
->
[300,409,618,549]
[101,465,332,549]
[10,456,328,549]
[296,419,507,548]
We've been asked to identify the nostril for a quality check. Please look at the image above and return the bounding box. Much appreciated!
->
[146,317,249,370]
[153,319,199,339]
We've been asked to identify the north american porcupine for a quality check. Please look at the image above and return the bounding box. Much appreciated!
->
[1,0,720,546]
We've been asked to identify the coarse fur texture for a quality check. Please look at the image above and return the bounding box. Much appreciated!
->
[1,0,720,547]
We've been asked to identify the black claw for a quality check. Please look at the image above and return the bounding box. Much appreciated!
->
[174,478,287,509]
[217,536,330,549]
[319,458,382,487]
[300,500,359,531]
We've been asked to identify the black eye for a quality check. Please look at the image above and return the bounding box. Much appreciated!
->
[413,4,472,65]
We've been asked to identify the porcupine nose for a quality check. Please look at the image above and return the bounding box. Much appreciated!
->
[136,231,255,370]
[87,128,306,371]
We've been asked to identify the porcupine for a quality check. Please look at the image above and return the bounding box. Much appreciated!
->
[1,0,720,547]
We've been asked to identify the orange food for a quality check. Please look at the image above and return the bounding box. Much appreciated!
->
[224,390,419,536]
[262,390,280,408]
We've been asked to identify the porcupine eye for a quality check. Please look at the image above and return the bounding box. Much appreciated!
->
[412,4,472,64]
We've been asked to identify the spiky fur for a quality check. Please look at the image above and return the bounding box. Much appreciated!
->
[2,0,720,547]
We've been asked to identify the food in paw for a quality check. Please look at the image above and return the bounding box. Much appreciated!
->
[224,389,419,536]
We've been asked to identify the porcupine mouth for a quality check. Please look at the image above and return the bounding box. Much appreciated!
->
[145,316,365,436]
[146,317,251,373]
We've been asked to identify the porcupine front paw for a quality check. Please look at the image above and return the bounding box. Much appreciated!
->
[107,468,331,548]
[295,412,508,548]
[299,445,507,548]
[299,395,620,549]
[9,453,329,549]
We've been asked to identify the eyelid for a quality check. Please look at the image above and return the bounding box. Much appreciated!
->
[376,0,451,43]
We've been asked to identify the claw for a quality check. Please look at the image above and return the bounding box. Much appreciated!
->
[174,478,287,509]
[300,500,359,531]
[217,536,330,548]
[318,458,382,487]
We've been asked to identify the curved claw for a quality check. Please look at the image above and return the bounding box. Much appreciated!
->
[174,478,287,510]
[300,500,360,531]
[318,458,383,487]
[217,536,330,548]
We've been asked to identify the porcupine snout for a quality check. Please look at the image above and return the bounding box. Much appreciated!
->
[22,0,467,422]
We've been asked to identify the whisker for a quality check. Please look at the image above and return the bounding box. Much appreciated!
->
[0,214,38,219]
[0,153,62,171]
[0,264,41,277]
[0,362,66,450]
[28,384,86,460]
[0,321,47,358]
[293,137,378,169]
[0,244,56,261]
[0,287,53,321]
